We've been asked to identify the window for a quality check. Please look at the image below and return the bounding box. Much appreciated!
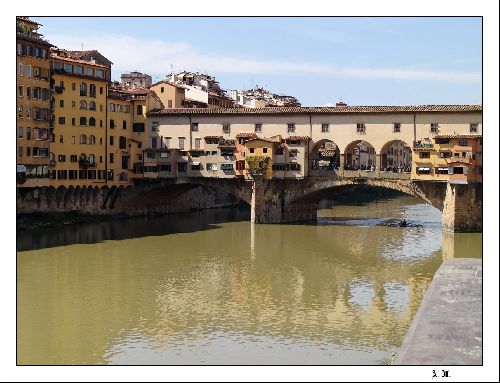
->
[163,137,171,148]
[321,123,329,133]
[18,127,23,138]
[119,136,127,149]
[222,123,230,134]
[287,123,296,133]
[80,117,87,126]
[19,63,23,76]
[109,136,114,146]
[88,135,95,145]
[159,164,171,172]
[80,134,87,144]
[18,105,23,118]
[26,65,31,77]
[168,100,173,108]
[86,67,94,76]
[151,137,157,148]
[18,147,22,157]
[26,86,31,98]
[74,65,83,75]
[470,123,478,133]
[393,123,401,133]
[255,123,262,133]
[249,148,255,154]
[59,99,64,108]
[95,69,104,79]
[117,104,123,113]
[64,63,73,73]
[59,135,63,143]
[263,148,268,154]
[439,151,452,158]
[419,151,430,159]
[220,163,234,171]
[18,85,24,97]
[110,104,116,112]
[58,155,66,162]
[69,170,77,180]
[80,82,87,96]
[70,155,77,162]
[289,149,298,158]
[122,121,127,130]
[161,87,164,93]
[290,163,301,171]
[99,87,103,94]
[459,139,469,147]
[58,117,65,124]
[430,123,439,133]
[109,153,114,164]
[89,117,96,127]
[191,123,199,132]
[195,138,201,149]
[80,100,88,110]
[89,101,96,110]
[416,167,432,175]
[178,163,187,172]
[275,147,284,155]
[26,127,31,140]
[356,123,366,134]
[26,147,31,157]
[89,84,96,97]
[191,163,201,171]
[71,83,76,91]
[179,137,185,150]
[72,136,76,144]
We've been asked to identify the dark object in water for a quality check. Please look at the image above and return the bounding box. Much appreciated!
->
[384,219,422,228]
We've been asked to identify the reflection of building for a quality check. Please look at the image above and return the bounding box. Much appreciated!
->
[16,17,54,188]
[412,134,482,184]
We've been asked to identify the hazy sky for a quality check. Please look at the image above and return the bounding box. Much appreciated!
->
[35,16,482,106]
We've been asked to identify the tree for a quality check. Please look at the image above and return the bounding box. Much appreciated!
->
[245,156,270,175]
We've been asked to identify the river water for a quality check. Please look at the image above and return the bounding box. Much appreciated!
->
[16,195,482,365]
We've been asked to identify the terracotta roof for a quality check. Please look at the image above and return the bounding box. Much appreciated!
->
[245,137,278,144]
[150,80,187,90]
[286,136,311,142]
[147,105,481,116]
[50,52,109,68]
[236,132,258,138]
[435,134,482,139]
[204,135,222,140]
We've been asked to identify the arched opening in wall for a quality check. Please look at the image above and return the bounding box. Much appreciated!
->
[380,140,412,173]
[344,140,376,171]
[309,139,340,172]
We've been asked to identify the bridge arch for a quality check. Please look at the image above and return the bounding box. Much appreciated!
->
[343,140,376,170]
[309,139,340,171]
[379,139,412,172]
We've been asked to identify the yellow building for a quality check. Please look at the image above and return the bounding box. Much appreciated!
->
[16,17,53,188]
[149,81,185,109]
[49,48,110,187]
[243,138,277,179]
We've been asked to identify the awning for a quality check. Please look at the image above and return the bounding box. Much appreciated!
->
[418,167,430,171]
[437,167,448,171]
[17,165,27,172]
[191,161,200,166]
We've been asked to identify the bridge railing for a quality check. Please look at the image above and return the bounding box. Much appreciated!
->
[342,170,411,180]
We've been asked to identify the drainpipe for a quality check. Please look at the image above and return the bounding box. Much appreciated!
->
[188,114,192,177]
[413,111,416,144]
[308,113,312,177]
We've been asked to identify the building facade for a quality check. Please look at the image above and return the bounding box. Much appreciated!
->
[120,71,152,89]
[16,17,53,188]
[49,48,110,187]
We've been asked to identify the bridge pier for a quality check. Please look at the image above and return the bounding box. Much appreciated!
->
[250,177,316,224]
[442,182,482,232]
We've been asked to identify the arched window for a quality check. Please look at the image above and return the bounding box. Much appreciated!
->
[89,101,96,110]
[137,105,143,115]
[80,100,87,109]
[80,117,87,126]
[80,134,87,144]
[88,154,96,165]
[89,135,96,145]
[80,82,87,96]
[89,117,96,126]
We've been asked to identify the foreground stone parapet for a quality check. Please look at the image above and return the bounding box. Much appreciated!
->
[395,258,482,365]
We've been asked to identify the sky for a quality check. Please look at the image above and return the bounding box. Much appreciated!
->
[34,17,482,107]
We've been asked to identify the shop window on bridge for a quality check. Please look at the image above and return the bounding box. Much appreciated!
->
[206,163,217,171]
[419,151,430,159]
[220,163,234,171]
[236,160,245,171]
[290,163,301,171]
[191,162,201,170]
[436,167,449,175]
[178,163,188,172]
[439,151,452,158]
[272,164,287,171]
[459,139,469,147]
[416,167,432,175]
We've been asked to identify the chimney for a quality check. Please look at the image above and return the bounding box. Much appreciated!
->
[336,101,347,107]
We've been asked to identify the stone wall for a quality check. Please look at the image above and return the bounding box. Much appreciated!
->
[442,183,482,232]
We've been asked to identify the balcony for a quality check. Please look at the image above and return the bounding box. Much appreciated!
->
[54,86,64,94]
[78,159,96,169]
[413,141,434,150]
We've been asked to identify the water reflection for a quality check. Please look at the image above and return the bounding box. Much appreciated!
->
[17,196,482,365]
